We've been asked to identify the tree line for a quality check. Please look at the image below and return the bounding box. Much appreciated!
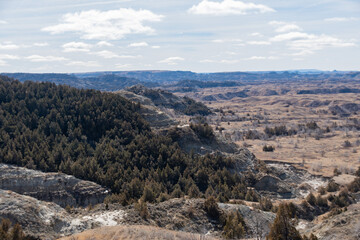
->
[0,76,253,205]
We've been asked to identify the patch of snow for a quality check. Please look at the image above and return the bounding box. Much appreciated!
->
[177,124,189,128]
[297,220,309,230]
[82,210,125,226]
[304,178,326,190]
[299,178,327,197]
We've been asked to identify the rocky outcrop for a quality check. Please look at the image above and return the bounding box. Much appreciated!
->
[0,189,74,239]
[255,175,293,197]
[0,164,109,208]
[219,203,275,238]
[117,90,178,128]
[300,203,360,240]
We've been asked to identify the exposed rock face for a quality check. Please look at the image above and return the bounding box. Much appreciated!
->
[300,203,360,240]
[219,203,275,238]
[0,164,109,208]
[255,176,292,196]
[0,189,125,239]
[117,90,178,128]
[163,126,238,155]
[0,189,73,239]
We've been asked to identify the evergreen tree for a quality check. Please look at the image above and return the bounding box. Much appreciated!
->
[267,203,302,240]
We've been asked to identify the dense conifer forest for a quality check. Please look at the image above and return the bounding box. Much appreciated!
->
[0,76,250,204]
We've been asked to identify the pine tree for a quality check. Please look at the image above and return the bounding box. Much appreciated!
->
[223,211,245,239]
[267,203,302,240]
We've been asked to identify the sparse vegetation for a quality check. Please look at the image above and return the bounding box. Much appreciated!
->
[222,211,245,239]
[267,203,303,240]
[203,197,221,220]
[0,76,255,205]
[263,145,275,152]
[0,218,26,240]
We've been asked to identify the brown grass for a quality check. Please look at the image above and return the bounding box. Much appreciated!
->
[176,84,360,177]
[58,225,218,240]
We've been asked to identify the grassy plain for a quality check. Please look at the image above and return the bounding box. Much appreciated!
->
[176,84,360,177]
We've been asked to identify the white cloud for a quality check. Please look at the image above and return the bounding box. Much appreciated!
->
[33,42,49,47]
[0,20,7,24]
[97,41,113,47]
[0,42,20,50]
[220,59,238,64]
[0,60,6,66]
[26,55,68,62]
[292,50,314,56]
[212,38,242,43]
[269,21,301,33]
[128,42,148,47]
[247,56,278,60]
[250,32,263,37]
[247,41,271,45]
[275,24,301,33]
[42,8,164,40]
[90,50,141,59]
[66,61,100,67]
[212,39,225,43]
[271,31,356,52]
[200,59,216,63]
[325,17,358,22]
[0,54,20,60]
[115,63,132,69]
[63,41,92,52]
[200,59,238,64]
[188,0,275,15]
[270,32,310,42]
[158,57,184,65]
[91,50,119,58]
[152,45,161,49]
[248,56,266,60]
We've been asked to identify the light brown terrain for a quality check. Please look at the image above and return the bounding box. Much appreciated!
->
[59,225,218,240]
[176,83,360,177]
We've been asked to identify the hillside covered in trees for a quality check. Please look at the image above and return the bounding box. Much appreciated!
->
[0,75,252,204]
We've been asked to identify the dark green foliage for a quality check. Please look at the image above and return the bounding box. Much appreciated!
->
[245,189,259,202]
[264,125,296,137]
[317,186,326,195]
[260,197,273,211]
[127,85,211,116]
[326,181,340,192]
[306,121,319,130]
[263,145,275,152]
[134,200,149,219]
[348,177,360,192]
[141,186,156,203]
[329,189,352,208]
[267,203,303,240]
[333,168,341,176]
[204,197,221,220]
[0,219,26,240]
[190,122,214,139]
[222,211,245,239]
[343,140,352,148]
[0,76,247,204]
[356,166,360,177]
[306,193,316,206]
[315,195,328,208]
[183,96,212,116]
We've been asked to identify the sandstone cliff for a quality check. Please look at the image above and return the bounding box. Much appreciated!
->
[0,164,109,208]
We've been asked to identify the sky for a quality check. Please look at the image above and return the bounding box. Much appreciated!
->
[0,0,359,73]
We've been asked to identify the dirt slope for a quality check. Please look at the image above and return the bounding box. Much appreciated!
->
[59,225,218,240]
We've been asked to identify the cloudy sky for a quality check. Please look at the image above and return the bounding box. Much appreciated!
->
[0,0,359,73]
